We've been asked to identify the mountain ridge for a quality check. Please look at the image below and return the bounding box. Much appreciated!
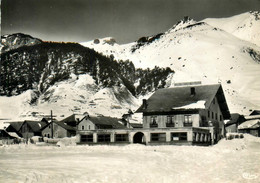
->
[80,12,260,114]
[0,11,260,121]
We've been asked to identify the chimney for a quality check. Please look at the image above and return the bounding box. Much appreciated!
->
[190,87,196,96]
[143,99,148,109]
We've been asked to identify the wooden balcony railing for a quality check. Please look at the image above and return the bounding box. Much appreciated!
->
[183,122,192,127]
[166,123,175,127]
[150,123,158,128]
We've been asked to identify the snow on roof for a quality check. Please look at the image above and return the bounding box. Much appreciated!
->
[7,132,21,139]
[245,115,260,120]
[238,119,260,129]
[136,84,230,119]
[173,100,206,110]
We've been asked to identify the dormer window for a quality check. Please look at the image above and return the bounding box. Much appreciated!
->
[190,87,196,96]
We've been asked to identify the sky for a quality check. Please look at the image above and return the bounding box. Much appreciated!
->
[1,0,260,44]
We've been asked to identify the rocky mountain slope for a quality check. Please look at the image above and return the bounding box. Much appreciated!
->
[81,12,260,115]
[1,33,42,53]
[0,38,173,120]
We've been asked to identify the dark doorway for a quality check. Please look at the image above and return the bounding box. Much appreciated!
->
[133,132,145,144]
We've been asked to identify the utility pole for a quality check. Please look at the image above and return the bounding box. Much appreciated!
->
[51,110,53,138]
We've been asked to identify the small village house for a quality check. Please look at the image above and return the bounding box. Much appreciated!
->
[0,129,17,145]
[77,115,127,144]
[238,114,260,137]
[41,121,76,138]
[18,120,48,140]
[225,113,246,133]
[238,119,260,137]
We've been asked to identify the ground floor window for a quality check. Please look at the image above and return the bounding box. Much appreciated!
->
[81,134,93,142]
[115,134,129,142]
[150,133,166,142]
[97,134,111,142]
[171,132,187,141]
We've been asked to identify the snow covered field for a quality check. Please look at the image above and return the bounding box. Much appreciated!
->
[0,134,259,183]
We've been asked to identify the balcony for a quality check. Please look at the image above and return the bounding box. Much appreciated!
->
[150,123,158,128]
[166,123,175,127]
[183,122,192,127]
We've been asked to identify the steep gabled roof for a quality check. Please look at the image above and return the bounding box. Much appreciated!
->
[0,129,15,138]
[88,116,126,129]
[225,113,246,126]
[24,120,48,132]
[5,122,24,132]
[54,122,76,131]
[136,84,230,119]
[249,110,260,116]
[60,114,86,124]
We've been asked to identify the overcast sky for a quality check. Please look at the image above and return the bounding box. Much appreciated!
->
[1,0,260,43]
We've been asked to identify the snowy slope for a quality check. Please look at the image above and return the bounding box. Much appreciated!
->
[203,11,260,46]
[0,73,140,122]
[81,13,260,114]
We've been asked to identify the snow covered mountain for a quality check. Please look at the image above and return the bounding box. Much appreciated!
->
[203,11,260,47]
[0,12,259,123]
[1,33,42,53]
[81,12,260,115]
[0,37,173,121]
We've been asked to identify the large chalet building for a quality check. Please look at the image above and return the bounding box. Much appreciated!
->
[76,83,231,145]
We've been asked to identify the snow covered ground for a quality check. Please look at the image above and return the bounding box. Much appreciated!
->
[0,134,259,183]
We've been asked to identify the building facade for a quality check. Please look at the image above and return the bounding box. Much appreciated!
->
[42,121,76,138]
[77,84,231,145]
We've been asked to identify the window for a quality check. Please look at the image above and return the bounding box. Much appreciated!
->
[167,116,173,123]
[215,113,218,120]
[208,111,210,118]
[97,134,110,142]
[184,115,192,127]
[82,125,84,130]
[150,116,157,124]
[150,116,158,127]
[115,134,129,142]
[171,132,187,141]
[212,112,214,119]
[81,134,93,142]
[89,125,91,130]
[166,116,175,127]
[150,133,166,142]
[220,115,222,121]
